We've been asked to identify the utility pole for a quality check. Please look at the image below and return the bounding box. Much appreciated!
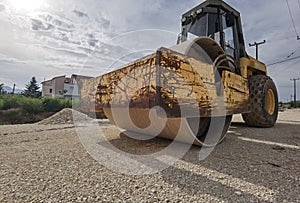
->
[12,84,16,94]
[249,40,266,60]
[290,78,300,107]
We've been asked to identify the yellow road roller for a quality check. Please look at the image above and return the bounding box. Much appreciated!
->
[80,0,278,146]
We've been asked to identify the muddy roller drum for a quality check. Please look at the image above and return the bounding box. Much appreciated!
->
[89,37,249,146]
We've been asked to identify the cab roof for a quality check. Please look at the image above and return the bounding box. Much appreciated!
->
[182,0,240,19]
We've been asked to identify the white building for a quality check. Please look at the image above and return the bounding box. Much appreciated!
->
[42,74,92,100]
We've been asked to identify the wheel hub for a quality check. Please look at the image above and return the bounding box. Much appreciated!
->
[265,89,275,115]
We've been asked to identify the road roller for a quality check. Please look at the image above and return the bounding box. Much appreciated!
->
[80,0,278,146]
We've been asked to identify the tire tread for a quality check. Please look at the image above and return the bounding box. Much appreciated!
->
[242,75,278,127]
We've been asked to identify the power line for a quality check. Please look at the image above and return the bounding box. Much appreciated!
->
[267,55,300,66]
[286,0,299,39]
[287,52,295,58]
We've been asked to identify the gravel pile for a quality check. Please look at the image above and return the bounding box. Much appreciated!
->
[38,108,93,125]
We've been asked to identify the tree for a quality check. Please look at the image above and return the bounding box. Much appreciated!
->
[23,77,42,98]
[0,83,3,95]
[59,89,68,96]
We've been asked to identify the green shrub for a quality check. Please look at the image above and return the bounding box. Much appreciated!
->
[0,94,75,124]
[0,99,4,110]
[42,97,72,112]
[0,95,43,114]
[1,94,19,110]
[18,97,43,114]
[1,95,73,113]
[60,99,72,109]
[42,97,60,112]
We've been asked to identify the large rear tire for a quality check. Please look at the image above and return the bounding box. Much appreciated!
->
[242,75,278,127]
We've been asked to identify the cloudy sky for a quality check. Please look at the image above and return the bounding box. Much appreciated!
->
[0,0,299,101]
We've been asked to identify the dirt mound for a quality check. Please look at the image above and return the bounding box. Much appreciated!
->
[38,108,93,125]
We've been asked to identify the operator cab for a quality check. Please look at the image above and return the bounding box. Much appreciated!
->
[178,0,247,61]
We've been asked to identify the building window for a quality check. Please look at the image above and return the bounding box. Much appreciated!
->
[49,88,52,93]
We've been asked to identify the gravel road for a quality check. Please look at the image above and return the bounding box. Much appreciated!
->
[0,109,299,202]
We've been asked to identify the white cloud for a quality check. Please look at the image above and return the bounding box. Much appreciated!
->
[0,0,299,101]
[0,4,5,12]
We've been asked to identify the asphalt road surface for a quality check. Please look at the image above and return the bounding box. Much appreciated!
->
[0,109,299,202]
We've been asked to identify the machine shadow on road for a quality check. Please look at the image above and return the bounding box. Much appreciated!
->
[97,121,300,202]
[107,132,174,155]
[160,121,299,202]
[103,121,300,156]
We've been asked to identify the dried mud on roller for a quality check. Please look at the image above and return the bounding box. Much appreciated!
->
[80,37,249,146]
